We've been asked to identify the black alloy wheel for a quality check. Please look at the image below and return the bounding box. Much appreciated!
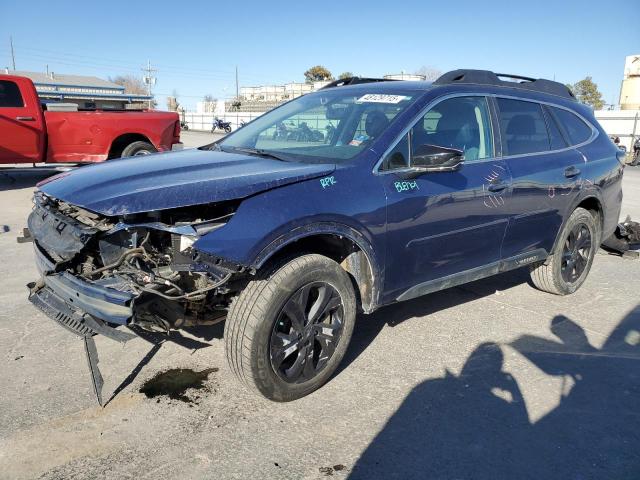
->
[560,223,592,284]
[269,282,344,384]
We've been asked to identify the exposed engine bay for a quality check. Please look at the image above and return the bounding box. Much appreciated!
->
[28,191,248,334]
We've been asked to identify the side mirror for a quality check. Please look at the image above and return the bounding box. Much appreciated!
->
[412,144,465,172]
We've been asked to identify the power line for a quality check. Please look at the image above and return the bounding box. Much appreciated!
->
[5,44,279,81]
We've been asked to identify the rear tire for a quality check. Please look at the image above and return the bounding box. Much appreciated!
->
[529,207,599,295]
[120,141,156,158]
[224,125,232,133]
[224,254,356,401]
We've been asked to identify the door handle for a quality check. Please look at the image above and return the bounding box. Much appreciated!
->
[564,166,581,178]
[16,116,35,121]
[487,182,508,192]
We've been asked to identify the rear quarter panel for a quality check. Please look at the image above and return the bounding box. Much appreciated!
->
[44,110,179,163]
[577,121,624,240]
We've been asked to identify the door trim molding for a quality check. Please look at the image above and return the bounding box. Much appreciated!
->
[396,248,548,302]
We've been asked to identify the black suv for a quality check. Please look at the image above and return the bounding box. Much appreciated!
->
[26,70,623,403]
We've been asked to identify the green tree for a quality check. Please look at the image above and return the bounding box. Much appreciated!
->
[569,77,604,110]
[339,71,355,80]
[304,65,334,83]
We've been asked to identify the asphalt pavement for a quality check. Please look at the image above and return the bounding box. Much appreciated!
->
[0,162,638,480]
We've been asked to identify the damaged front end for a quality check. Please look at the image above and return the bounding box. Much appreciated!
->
[28,191,247,331]
[25,191,247,404]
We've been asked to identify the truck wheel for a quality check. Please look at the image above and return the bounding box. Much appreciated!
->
[529,207,599,295]
[121,141,156,158]
[225,254,356,401]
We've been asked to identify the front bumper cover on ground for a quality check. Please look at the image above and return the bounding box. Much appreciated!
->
[30,242,138,406]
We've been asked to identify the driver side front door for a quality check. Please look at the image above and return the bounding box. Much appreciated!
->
[379,95,512,303]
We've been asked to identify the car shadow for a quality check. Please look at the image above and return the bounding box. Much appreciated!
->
[0,168,69,192]
[339,268,532,374]
[348,305,640,480]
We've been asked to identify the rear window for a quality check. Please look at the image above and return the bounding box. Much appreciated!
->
[0,80,24,108]
[543,107,567,150]
[550,107,592,145]
[497,98,550,155]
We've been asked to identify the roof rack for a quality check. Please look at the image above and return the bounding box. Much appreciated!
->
[433,69,576,101]
[320,77,396,89]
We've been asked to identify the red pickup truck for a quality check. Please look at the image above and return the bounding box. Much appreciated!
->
[0,74,182,164]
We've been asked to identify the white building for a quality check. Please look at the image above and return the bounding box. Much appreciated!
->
[620,55,640,110]
[384,73,426,81]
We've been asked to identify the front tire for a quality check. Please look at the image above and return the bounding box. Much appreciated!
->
[529,207,599,295]
[120,141,156,158]
[224,254,356,401]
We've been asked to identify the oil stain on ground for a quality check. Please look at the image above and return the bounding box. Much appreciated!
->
[139,368,218,403]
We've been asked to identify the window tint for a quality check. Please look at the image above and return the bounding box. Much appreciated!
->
[543,107,567,150]
[550,107,592,145]
[411,96,493,162]
[0,80,24,108]
[497,98,550,155]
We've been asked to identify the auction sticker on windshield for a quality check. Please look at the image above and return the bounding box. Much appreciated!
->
[357,94,409,104]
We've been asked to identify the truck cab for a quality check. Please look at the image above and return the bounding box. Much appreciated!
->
[0,74,181,164]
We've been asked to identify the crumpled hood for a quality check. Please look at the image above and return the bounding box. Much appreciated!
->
[39,148,335,216]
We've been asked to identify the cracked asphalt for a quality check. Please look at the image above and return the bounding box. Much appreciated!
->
[0,159,638,480]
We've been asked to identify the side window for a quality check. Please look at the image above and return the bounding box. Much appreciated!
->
[0,80,24,108]
[412,96,493,162]
[381,133,409,170]
[550,107,592,145]
[497,98,550,155]
[542,107,567,150]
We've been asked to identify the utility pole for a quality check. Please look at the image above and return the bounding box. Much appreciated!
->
[141,60,157,110]
[9,36,16,70]
[235,66,240,129]
[235,66,239,99]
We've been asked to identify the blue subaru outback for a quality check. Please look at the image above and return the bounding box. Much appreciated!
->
[25,70,624,403]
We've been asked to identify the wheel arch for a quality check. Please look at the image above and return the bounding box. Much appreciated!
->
[253,223,382,314]
[108,133,153,159]
[548,193,604,260]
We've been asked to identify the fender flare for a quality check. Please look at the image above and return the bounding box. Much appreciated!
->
[547,190,604,260]
[252,221,383,312]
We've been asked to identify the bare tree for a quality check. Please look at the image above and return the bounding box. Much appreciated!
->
[109,75,147,94]
[414,66,442,81]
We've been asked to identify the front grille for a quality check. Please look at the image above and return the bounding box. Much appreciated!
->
[29,286,97,337]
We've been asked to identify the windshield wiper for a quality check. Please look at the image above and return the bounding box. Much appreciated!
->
[231,147,288,162]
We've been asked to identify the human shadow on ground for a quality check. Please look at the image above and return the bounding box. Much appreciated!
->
[349,306,640,480]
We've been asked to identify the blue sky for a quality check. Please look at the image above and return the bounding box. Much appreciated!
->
[1,0,638,109]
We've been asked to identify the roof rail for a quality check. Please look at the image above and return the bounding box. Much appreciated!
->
[433,69,576,101]
[320,77,396,89]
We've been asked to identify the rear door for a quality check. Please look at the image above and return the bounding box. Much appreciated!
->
[496,97,585,259]
[0,77,45,164]
[380,95,512,302]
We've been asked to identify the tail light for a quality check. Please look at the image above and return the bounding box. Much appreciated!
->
[173,120,181,137]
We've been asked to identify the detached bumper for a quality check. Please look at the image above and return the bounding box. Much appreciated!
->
[32,242,135,325]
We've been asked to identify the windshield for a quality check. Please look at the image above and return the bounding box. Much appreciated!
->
[212,88,417,163]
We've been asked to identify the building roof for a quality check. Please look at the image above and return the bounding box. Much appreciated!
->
[6,70,124,90]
